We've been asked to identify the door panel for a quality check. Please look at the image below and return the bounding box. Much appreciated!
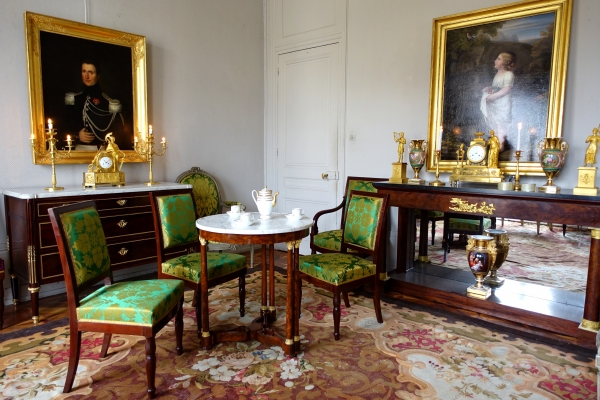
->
[277,44,340,254]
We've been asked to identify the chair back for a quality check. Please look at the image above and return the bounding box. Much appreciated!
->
[341,191,388,260]
[48,201,113,302]
[341,177,388,228]
[149,188,199,250]
[176,167,222,218]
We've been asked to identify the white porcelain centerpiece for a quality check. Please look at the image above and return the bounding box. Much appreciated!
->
[252,186,279,219]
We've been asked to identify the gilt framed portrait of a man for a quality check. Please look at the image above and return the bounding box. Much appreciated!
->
[24,11,148,164]
[426,0,572,175]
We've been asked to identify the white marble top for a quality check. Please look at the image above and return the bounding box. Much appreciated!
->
[196,212,313,235]
[2,182,191,199]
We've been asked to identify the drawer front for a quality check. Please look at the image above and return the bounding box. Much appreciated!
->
[40,237,157,282]
[36,194,150,218]
[38,211,155,249]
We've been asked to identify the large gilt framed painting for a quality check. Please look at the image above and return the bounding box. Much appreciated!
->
[426,0,572,175]
[24,11,148,164]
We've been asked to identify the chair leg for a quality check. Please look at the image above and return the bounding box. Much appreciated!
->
[563,224,567,236]
[431,221,436,245]
[373,276,383,324]
[342,292,351,308]
[333,291,341,341]
[175,297,184,356]
[63,329,82,393]
[99,333,112,358]
[145,337,157,399]
[250,245,255,267]
[238,274,246,317]
[195,289,201,338]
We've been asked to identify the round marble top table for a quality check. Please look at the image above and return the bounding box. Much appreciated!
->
[195,212,313,357]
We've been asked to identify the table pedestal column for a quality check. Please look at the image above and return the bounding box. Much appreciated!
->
[581,228,600,332]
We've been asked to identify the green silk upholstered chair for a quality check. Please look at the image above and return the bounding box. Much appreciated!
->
[149,189,247,337]
[177,166,254,266]
[310,176,388,255]
[299,190,389,341]
[48,201,184,399]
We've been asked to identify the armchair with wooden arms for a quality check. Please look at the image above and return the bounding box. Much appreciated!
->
[48,201,184,398]
[310,176,388,255]
[176,166,254,266]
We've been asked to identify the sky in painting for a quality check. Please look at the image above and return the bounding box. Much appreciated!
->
[492,12,556,43]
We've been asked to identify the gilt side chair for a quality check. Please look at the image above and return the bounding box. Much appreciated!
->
[149,189,247,338]
[48,201,184,399]
[299,190,389,341]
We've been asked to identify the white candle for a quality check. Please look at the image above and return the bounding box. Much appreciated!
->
[67,135,71,142]
[517,122,522,150]
[149,125,153,135]
[161,137,166,144]
[134,136,138,143]
[47,119,53,131]
[30,133,34,140]
[438,125,443,149]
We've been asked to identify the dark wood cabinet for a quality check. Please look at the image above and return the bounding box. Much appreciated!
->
[3,183,190,323]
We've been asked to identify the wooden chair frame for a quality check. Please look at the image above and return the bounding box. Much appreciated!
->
[300,190,389,340]
[310,176,388,255]
[149,188,247,338]
[48,201,183,398]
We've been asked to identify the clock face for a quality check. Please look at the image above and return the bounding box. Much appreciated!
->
[99,156,113,169]
[467,145,486,163]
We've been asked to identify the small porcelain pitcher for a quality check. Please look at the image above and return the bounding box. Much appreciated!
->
[252,186,279,219]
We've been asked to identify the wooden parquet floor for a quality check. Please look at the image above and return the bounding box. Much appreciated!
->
[1,249,288,334]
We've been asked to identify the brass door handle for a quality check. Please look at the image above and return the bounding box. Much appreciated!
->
[117,199,127,206]
[118,248,129,256]
[322,173,329,180]
[117,220,128,228]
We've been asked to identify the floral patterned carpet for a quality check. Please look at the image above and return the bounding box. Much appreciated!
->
[0,271,597,399]
[421,219,591,293]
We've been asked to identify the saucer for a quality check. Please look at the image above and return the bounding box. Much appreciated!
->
[232,219,253,228]
[285,214,304,221]
[227,211,243,218]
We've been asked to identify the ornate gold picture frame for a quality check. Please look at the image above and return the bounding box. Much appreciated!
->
[25,11,148,164]
[427,0,572,175]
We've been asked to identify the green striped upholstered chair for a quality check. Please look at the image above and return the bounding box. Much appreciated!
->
[299,190,389,341]
[442,213,495,262]
[176,166,255,266]
[48,201,184,399]
[310,176,388,255]
[149,189,247,337]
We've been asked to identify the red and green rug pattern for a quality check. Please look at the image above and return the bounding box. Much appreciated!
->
[0,272,596,399]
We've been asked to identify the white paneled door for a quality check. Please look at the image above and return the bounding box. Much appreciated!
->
[276,44,341,254]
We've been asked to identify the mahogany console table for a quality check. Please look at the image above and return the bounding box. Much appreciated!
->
[3,182,191,324]
[373,182,600,348]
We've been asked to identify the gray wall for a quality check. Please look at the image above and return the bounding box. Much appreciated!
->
[0,0,264,304]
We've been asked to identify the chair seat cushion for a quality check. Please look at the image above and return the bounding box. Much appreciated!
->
[162,252,246,283]
[77,279,184,326]
[299,253,375,285]
[448,217,492,231]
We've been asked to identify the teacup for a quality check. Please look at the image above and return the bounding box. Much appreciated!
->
[230,205,242,214]
[291,208,304,218]
[239,212,254,225]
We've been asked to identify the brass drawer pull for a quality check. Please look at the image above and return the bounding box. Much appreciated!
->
[117,220,128,228]
[118,248,129,256]
[117,199,128,206]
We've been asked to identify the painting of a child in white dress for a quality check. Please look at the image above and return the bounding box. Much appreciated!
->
[440,12,557,162]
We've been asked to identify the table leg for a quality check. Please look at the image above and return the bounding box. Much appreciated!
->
[261,245,268,331]
[396,207,415,272]
[581,228,600,332]
[199,238,212,349]
[293,240,302,354]
[269,245,276,322]
[284,240,297,357]
[418,210,429,263]
[10,273,18,306]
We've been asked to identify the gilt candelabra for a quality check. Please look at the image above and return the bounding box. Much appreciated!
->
[134,125,167,186]
[30,120,73,191]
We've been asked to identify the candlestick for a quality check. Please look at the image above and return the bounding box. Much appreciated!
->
[514,150,522,191]
[517,122,522,150]
[134,126,167,186]
[438,125,443,149]
[429,150,445,186]
[30,123,72,191]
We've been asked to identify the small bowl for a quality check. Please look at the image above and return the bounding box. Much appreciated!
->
[498,182,515,191]
[285,213,303,221]
[226,211,242,218]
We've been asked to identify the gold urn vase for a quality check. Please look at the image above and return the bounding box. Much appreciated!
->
[537,137,569,193]
[466,235,497,299]
[408,139,427,185]
[483,229,509,287]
